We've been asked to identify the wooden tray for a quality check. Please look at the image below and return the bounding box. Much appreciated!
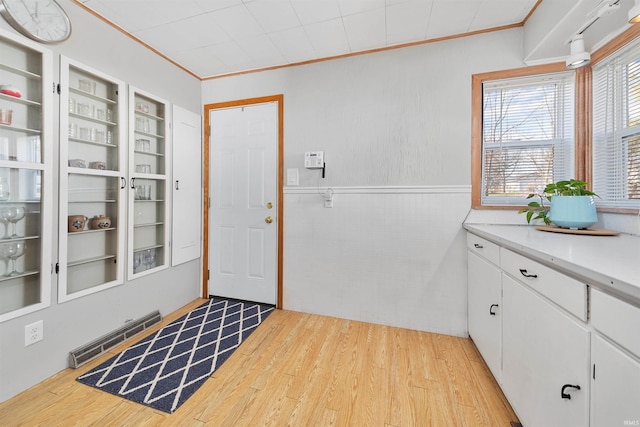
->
[535,225,620,236]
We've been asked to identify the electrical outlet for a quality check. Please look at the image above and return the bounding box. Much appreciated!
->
[25,320,43,346]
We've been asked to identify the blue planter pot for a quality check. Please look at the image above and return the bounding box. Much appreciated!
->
[549,196,597,229]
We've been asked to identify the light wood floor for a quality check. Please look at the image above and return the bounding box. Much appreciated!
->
[0,298,519,426]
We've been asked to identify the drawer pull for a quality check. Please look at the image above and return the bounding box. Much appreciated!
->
[489,304,499,316]
[519,269,538,278]
[561,384,581,399]
[474,243,483,249]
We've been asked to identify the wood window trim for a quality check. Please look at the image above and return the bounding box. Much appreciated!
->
[471,62,569,209]
[472,26,640,213]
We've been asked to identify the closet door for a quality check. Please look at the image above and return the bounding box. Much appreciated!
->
[171,105,201,266]
[58,57,127,302]
[0,29,53,321]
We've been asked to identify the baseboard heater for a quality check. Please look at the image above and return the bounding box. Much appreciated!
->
[68,310,162,368]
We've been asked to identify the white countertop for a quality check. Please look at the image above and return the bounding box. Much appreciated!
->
[463,224,640,304]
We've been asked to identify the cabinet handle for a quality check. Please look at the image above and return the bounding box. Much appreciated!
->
[130,177,136,189]
[120,177,126,189]
[561,384,581,399]
[175,180,179,190]
[474,243,483,249]
[489,304,499,315]
[519,268,538,278]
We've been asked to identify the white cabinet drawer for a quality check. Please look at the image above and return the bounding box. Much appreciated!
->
[591,288,640,358]
[467,233,500,266]
[500,248,587,321]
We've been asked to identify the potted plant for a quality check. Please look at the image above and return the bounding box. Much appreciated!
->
[519,179,599,229]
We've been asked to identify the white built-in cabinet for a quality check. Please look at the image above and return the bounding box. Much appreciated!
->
[58,57,127,302]
[467,238,501,382]
[128,88,170,279]
[467,231,640,427]
[0,28,202,321]
[0,29,53,322]
[502,273,590,427]
[590,288,640,426]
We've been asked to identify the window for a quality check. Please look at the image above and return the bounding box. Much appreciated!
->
[592,39,640,208]
[475,70,575,206]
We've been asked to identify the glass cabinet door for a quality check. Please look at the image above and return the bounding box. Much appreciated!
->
[128,88,170,278]
[0,30,53,322]
[58,57,126,302]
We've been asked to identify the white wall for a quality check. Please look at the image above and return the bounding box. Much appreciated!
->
[0,0,202,402]
[202,29,526,336]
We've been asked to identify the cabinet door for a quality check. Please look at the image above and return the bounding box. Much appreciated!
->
[128,88,170,278]
[468,251,502,382]
[592,334,640,426]
[0,29,53,321]
[171,105,201,266]
[502,274,590,427]
[58,57,127,302]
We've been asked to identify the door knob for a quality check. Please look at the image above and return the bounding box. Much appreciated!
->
[265,216,273,224]
[266,202,273,209]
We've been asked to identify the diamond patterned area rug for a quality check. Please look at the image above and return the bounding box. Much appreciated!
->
[77,297,275,413]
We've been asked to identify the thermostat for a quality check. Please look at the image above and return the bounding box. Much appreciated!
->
[304,151,324,169]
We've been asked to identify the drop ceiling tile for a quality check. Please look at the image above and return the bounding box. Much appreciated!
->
[343,8,387,51]
[244,1,301,33]
[164,13,232,49]
[236,34,287,67]
[79,0,540,78]
[426,0,480,38]
[290,0,342,24]
[338,0,386,17]
[386,0,432,45]
[269,27,318,63]
[208,40,256,71]
[171,46,227,76]
[193,0,244,13]
[469,0,536,30]
[304,18,351,57]
[209,4,264,40]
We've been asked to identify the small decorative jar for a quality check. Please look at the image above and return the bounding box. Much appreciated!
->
[90,215,111,230]
[68,215,88,232]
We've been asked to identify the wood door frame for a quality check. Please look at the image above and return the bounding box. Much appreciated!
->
[203,95,284,308]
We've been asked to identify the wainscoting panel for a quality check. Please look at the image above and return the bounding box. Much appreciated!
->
[283,186,471,336]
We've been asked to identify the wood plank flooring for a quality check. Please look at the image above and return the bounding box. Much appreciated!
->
[0,298,519,426]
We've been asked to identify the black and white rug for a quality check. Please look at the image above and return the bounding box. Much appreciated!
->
[77,297,275,413]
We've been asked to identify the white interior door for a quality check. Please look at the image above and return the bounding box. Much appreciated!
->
[209,102,278,305]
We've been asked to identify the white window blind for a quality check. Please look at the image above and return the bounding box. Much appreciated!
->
[593,40,640,208]
[481,73,575,205]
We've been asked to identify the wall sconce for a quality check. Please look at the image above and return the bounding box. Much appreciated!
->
[630,0,640,23]
[566,34,591,69]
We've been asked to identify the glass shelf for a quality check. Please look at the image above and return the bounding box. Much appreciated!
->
[133,150,165,157]
[0,124,41,135]
[67,254,116,268]
[0,235,40,242]
[0,62,41,79]
[134,244,164,252]
[68,227,116,235]
[0,270,39,283]
[134,129,165,140]
[69,87,117,105]
[134,221,164,228]
[0,93,41,107]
